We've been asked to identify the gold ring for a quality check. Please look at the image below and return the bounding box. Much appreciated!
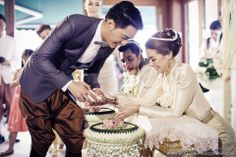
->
[96,95,103,100]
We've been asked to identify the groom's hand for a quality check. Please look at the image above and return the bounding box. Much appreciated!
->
[89,88,118,106]
[87,88,107,106]
[68,81,97,103]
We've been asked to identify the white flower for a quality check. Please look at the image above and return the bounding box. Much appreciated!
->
[157,93,173,108]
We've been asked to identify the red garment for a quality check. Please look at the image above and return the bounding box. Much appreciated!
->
[0,78,14,119]
[8,86,28,132]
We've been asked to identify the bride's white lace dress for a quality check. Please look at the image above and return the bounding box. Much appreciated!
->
[133,115,218,153]
[132,69,219,153]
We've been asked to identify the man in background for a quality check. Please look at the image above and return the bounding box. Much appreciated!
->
[0,14,18,144]
[200,20,222,58]
[118,40,159,97]
[36,24,52,40]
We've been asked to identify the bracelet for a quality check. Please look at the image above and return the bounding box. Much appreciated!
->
[109,96,118,106]
[113,96,118,106]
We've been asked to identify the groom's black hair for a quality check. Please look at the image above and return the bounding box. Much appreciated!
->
[105,1,143,30]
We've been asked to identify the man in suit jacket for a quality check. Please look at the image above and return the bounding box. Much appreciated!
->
[19,1,143,157]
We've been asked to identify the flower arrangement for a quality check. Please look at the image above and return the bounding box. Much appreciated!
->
[102,119,125,129]
[198,58,222,81]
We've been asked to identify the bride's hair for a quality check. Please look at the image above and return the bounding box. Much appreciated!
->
[145,29,182,57]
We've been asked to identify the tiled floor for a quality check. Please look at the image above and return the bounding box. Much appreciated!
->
[0,120,88,157]
[0,118,30,157]
[0,131,88,157]
[0,120,67,157]
[0,131,33,157]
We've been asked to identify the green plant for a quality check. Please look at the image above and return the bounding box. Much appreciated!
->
[199,58,222,80]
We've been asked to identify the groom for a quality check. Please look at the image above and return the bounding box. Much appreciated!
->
[19,1,143,157]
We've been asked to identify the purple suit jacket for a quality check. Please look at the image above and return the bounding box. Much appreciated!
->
[20,14,114,103]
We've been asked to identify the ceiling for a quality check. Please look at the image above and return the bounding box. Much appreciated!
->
[0,0,156,29]
[0,0,83,28]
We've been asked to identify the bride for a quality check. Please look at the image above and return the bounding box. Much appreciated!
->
[99,29,235,156]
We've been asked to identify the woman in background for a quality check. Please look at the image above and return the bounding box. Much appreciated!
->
[82,0,118,93]
[0,49,33,157]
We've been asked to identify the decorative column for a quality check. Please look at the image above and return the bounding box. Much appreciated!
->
[222,0,236,127]
[4,0,15,37]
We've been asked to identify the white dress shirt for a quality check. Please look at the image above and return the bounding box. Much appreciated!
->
[200,35,222,58]
[78,20,103,63]
[0,32,18,84]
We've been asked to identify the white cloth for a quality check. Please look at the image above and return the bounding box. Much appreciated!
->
[62,80,72,92]
[0,33,18,84]
[120,63,159,97]
[133,115,219,153]
[137,63,159,97]
[98,55,118,93]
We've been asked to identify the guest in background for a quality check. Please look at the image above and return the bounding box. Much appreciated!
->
[200,20,222,59]
[0,14,18,144]
[199,20,223,116]
[36,24,52,40]
[118,40,158,97]
[0,49,33,157]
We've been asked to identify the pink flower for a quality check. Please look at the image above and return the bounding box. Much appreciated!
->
[102,119,124,129]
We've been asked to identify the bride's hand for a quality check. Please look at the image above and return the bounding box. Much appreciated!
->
[114,104,139,121]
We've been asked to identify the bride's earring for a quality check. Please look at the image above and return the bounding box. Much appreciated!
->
[168,59,171,69]
[166,59,172,74]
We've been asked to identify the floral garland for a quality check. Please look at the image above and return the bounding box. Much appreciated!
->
[156,75,174,109]
[120,72,140,97]
[198,57,222,81]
